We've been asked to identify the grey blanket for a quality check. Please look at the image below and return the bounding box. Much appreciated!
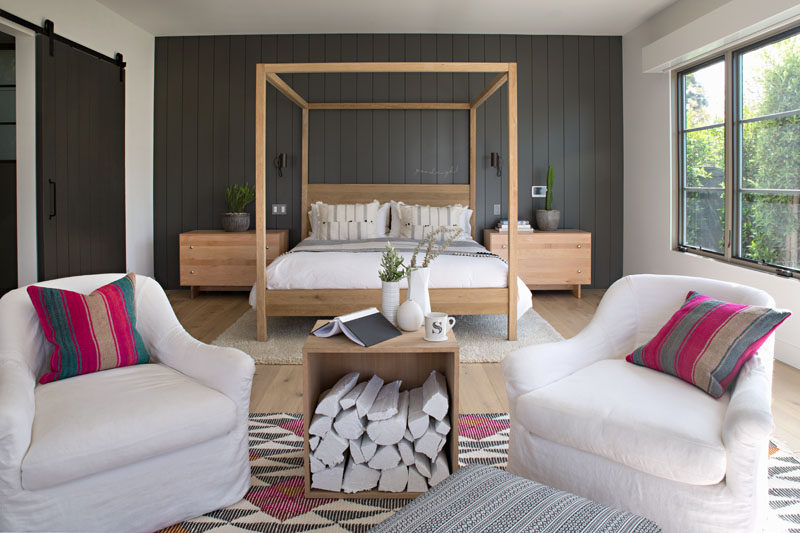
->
[290,238,505,262]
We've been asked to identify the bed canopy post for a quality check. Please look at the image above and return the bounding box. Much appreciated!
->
[506,63,518,341]
[256,65,268,341]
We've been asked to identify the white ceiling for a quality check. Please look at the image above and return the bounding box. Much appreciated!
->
[96,0,677,37]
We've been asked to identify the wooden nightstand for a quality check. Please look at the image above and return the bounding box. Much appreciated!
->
[179,229,289,297]
[484,229,591,297]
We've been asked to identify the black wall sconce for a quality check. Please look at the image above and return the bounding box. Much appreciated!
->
[274,153,288,177]
[490,152,502,177]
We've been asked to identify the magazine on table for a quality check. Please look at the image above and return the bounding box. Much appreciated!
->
[313,307,401,347]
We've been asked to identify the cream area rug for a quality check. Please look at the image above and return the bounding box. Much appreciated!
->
[212,309,564,364]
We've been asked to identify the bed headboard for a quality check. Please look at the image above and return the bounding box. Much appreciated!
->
[302,183,474,239]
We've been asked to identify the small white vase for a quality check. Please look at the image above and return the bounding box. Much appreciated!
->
[408,267,431,316]
[381,280,401,325]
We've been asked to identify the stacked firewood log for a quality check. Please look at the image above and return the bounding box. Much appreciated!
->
[309,370,451,493]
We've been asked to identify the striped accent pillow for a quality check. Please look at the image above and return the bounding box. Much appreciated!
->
[28,273,151,384]
[318,200,380,240]
[626,291,790,397]
[397,203,464,240]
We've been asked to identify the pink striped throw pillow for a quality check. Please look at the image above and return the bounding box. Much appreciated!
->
[626,291,790,398]
[27,273,151,384]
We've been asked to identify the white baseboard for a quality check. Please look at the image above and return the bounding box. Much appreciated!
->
[776,339,800,369]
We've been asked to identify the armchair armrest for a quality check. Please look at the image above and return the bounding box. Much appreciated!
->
[134,277,255,408]
[722,356,774,448]
[0,358,36,493]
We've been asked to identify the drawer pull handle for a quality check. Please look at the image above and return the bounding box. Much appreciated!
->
[189,245,194,249]
[501,244,507,249]
[266,245,270,250]
[577,244,581,248]
[190,270,196,275]
[577,269,582,274]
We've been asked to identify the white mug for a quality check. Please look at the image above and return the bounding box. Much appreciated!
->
[424,312,456,342]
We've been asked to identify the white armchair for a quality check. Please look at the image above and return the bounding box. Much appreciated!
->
[0,274,255,532]
[504,274,775,533]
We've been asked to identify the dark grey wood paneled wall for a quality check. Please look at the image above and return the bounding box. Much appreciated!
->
[154,34,622,290]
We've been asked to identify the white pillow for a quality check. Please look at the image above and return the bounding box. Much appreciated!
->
[390,201,473,239]
[308,201,389,239]
[397,203,465,239]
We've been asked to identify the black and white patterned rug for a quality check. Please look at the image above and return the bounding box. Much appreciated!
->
[160,413,800,533]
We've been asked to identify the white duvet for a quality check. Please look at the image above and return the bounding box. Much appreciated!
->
[249,239,532,318]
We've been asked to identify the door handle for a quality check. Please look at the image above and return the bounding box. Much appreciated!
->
[48,179,56,219]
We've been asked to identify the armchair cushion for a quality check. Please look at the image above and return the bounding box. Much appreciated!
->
[27,273,151,384]
[21,363,236,491]
[626,291,789,397]
[516,359,729,485]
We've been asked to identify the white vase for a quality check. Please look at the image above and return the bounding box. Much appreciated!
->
[408,267,431,316]
[381,280,401,325]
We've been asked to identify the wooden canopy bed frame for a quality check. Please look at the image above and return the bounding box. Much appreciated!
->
[255,62,519,341]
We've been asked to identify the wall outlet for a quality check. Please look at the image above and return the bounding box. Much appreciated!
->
[532,185,547,198]
[493,204,501,216]
[271,204,287,215]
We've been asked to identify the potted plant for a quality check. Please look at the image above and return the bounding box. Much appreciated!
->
[378,242,406,325]
[222,183,255,232]
[535,165,560,231]
[405,227,462,317]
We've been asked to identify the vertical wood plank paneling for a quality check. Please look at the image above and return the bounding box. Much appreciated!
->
[420,34,437,184]
[516,35,533,224]
[340,35,358,181]
[468,35,486,239]
[153,38,168,284]
[436,35,453,184]
[261,35,277,227]
[276,35,294,231]
[372,35,389,183]
[153,33,624,288]
[404,35,421,184]
[547,36,564,222]
[324,35,341,183]
[389,34,405,184]
[484,35,501,229]
[609,37,623,283]
[578,36,597,286]
[166,38,184,288]
[356,34,373,184]
[452,35,469,186]
[563,37,580,230]
[292,35,309,243]
[500,35,516,216]
[308,35,325,184]
[594,37,611,288]
[212,36,230,232]
[196,37,215,230]
[531,36,548,215]
[181,37,198,233]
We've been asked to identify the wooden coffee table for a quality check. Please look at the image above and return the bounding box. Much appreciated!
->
[302,321,460,498]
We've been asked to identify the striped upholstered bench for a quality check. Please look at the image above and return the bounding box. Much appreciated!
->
[370,465,660,533]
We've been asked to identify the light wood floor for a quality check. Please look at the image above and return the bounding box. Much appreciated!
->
[168,289,800,451]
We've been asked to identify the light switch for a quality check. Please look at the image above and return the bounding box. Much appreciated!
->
[493,204,501,216]
[272,204,287,215]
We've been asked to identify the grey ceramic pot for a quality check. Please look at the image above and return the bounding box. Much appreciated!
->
[221,212,250,232]
[535,209,561,231]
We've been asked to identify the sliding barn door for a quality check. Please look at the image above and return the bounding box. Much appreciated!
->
[36,35,125,281]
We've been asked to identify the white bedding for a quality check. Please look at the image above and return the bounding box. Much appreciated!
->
[248,239,532,318]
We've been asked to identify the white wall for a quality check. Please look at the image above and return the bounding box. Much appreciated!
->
[0,0,154,280]
[623,0,800,367]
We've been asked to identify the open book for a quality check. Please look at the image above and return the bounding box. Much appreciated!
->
[313,307,401,347]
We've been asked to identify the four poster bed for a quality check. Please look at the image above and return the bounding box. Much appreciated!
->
[254,62,520,341]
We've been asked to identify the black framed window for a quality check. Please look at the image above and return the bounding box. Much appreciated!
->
[678,25,800,277]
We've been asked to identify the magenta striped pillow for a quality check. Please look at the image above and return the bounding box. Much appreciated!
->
[27,273,151,384]
[626,291,790,398]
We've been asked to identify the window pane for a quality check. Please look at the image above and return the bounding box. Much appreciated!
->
[742,114,800,190]
[684,61,725,129]
[685,126,725,187]
[742,32,800,119]
[684,190,726,253]
[740,193,800,269]
[0,49,13,86]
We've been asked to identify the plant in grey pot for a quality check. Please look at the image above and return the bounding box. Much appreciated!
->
[535,165,561,231]
[222,183,255,232]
